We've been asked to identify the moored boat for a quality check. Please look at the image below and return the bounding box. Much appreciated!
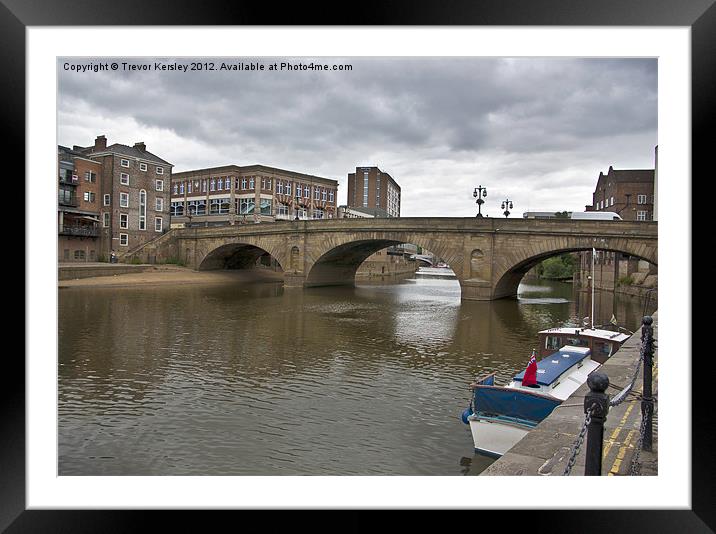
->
[462,345,601,457]
[537,326,631,364]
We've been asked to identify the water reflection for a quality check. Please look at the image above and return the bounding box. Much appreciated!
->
[58,276,656,476]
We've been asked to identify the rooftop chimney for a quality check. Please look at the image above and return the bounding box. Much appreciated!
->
[94,135,107,151]
[134,141,146,152]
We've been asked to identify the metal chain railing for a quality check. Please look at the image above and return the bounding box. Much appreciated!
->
[609,344,644,407]
[629,402,653,475]
[561,316,656,476]
[563,403,596,476]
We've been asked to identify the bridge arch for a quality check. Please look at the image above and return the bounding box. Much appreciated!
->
[304,233,463,288]
[198,241,285,272]
[492,237,657,299]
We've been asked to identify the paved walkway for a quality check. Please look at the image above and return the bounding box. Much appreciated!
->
[480,312,658,476]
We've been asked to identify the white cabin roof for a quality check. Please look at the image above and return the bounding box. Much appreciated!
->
[538,327,630,343]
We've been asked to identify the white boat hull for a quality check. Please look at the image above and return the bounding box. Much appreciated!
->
[468,416,532,457]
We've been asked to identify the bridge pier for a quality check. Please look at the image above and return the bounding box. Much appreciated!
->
[459,279,495,301]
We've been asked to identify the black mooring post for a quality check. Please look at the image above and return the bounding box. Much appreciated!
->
[641,315,654,452]
[584,371,610,476]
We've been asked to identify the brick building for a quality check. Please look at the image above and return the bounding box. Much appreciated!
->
[67,136,172,259]
[169,164,338,226]
[586,165,655,221]
[347,166,401,217]
[58,146,103,261]
[578,158,657,292]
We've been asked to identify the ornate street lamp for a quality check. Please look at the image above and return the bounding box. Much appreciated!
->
[473,185,487,218]
[186,204,195,227]
[501,198,513,218]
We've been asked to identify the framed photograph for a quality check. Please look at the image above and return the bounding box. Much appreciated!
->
[10,0,709,529]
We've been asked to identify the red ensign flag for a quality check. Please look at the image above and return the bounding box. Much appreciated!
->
[522,349,538,387]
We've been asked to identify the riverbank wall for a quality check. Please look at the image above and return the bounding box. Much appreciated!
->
[58,262,172,280]
[479,311,658,476]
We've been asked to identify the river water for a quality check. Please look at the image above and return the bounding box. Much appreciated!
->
[58,274,656,476]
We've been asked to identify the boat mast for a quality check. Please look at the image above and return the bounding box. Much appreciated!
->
[591,247,595,330]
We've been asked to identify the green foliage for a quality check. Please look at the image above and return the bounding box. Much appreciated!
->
[162,257,186,267]
[554,211,570,219]
[617,275,634,286]
[129,256,143,265]
[539,253,576,280]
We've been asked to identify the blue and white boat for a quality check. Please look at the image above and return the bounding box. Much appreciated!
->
[462,345,601,457]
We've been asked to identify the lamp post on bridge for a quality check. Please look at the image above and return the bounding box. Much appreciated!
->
[501,198,513,218]
[473,185,487,218]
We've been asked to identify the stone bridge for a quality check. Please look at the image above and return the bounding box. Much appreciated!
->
[126,217,658,301]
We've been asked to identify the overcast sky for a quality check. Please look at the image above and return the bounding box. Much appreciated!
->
[58,57,657,217]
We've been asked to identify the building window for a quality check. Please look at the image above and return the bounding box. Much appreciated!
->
[179,183,185,195]
[610,197,614,206]
[155,217,163,232]
[74,250,86,260]
[637,194,647,204]
[188,199,206,215]
[329,191,334,203]
[260,199,272,215]
[237,198,255,215]
[156,197,164,211]
[285,183,292,196]
[203,180,207,192]
[304,186,310,199]
[314,188,320,200]
[155,179,163,192]
[188,181,193,193]
[120,213,128,229]
[210,179,216,191]
[249,177,255,190]
[322,190,327,201]
[277,181,284,195]
[277,203,289,217]
[103,194,111,206]
[120,159,130,168]
[296,184,302,198]
[103,212,110,227]
[120,172,130,185]
[139,162,148,171]
[637,210,648,221]
[210,198,231,215]
[119,233,128,246]
[313,209,324,219]
[84,171,96,183]
[83,191,95,203]
[171,201,184,216]
[156,167,164,175]
[173,183,178,195]
[119,192,129,207]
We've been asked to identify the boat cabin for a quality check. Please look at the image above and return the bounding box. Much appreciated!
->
[508,346,600,400]
[537,327,631,364]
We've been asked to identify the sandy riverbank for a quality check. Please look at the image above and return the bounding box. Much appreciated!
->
[58,266,284,288]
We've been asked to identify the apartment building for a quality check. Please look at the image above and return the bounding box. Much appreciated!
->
[58,146,102,262]
[169,164,338,226]
[67,135,173,258]
[347,166,400,217]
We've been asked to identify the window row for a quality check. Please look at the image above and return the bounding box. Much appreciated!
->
[170,198,274,216]
[119,173,164,191]
[111,216,164,235]
[119,158,165,175]
[171,178,335,203]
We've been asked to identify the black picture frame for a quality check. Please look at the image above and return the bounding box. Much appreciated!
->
[7,0,707,530]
